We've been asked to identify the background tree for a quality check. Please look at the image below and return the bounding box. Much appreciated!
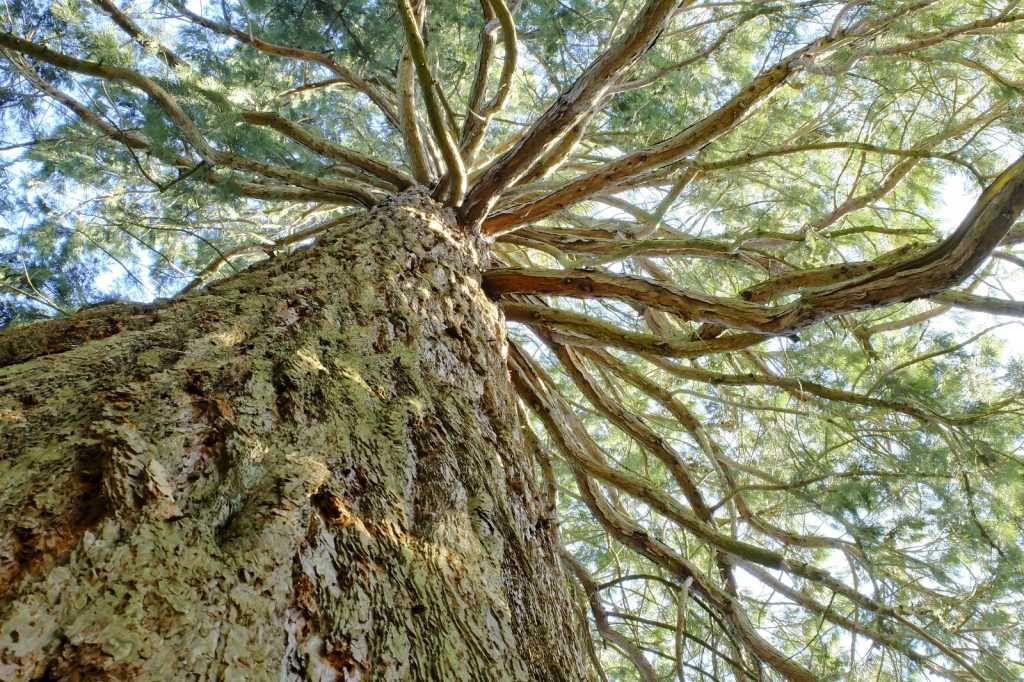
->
[1,0,1024,679]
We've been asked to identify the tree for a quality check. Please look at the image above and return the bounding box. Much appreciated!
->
[1,0,1023,679]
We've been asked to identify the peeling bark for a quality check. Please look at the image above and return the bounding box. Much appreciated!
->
[0,189,587,681]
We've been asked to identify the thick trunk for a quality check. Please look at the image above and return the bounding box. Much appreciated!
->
[0,190,587,681]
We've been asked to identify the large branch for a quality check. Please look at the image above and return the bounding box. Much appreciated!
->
[745,244,1024,319]
[91,0,185,68]
[479,4,939,235]
[396,0,467,204]
[0,31,215,161]
[510,345,821,681]
[929,290,1024,317]
[512,346,981,679]
[460,0,688,225]
[485,153,1024,334]
[1,47,371,205]
[502,301,762,356]
[510,352,751,669]
[742,244,926,303]
[480,59,796,234]
[215,152,378,206]
[459,0,518,162]
[461,0,498,154]
[395,0,436,183]
[500,231,755,266]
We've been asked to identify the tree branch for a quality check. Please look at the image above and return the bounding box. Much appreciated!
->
[460,0,689,226]
[485,153,1024,334]
[480,4,939,235]
[166,0,400,127]
[396,0,467,203]
[460,0,518,162]
[241,111,413,189]
[502,301,762,356]
[90,0,185,69]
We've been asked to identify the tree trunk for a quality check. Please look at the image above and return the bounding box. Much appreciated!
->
[0,189,588,681]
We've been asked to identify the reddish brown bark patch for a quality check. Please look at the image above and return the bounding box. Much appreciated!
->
[0,449,109,600]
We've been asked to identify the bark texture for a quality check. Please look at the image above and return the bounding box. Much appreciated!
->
[0,189,587,681]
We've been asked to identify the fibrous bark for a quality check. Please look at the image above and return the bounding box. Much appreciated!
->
[0,189,587,681]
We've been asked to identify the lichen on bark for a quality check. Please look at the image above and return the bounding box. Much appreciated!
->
[0,189,587,681]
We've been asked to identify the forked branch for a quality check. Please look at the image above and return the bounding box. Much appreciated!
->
[486,153,1024,334]
[396,0,467,204]
[460,0,689,225]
